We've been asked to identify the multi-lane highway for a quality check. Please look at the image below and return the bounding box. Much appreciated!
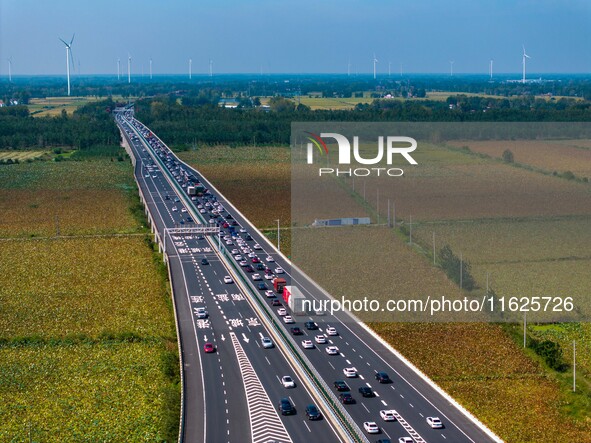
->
[115,107,502,443]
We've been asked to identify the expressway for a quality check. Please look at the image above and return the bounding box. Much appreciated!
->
[116,111,344,443]
[116,107,501,443]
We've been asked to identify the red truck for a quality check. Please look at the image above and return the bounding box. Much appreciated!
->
[273,277,286,294]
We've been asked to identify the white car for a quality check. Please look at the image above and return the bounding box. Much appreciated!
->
[223,276,233,284]
[398,438,414,443]
[181,207,187,213]
[283,315,294,324]
[231,249,239,255]
[326,346,339,355]
[275,267,285,274]
[195,307,208,319]
[225,240,233,245]
[239,227,247,233]
[252,273,262,281]
[264,273,274,280]
[363,422,379,434]
[281,376,295,388]
[343,367,358,378]
[234,255,243,261]
[277,308,287,316]
[380,410,397,421]
[261,337,274,348]
[265,256,275,262]
[315,335,327,344]
[265,290,275,298]
[248,252,256,258]
[302,340,314,349]
[326,327,338,336]
[171,206,178,212]
[239,260,248,267]
[253,244,262,250]
[426,417,443,429]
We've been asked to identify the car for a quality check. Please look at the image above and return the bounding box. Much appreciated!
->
[165,195,170,200]
[203,343,215,353]
[339,393,355,404]
[239,260,248,267]
[239,227,247,233]
[305,404,322,420]
[326,327,338,336]
[376,440,393,443]
[426,417,443,429]
[261,337,274,348]
[248,252,256,258]
[234,254,243,261]
[277,308,287,316]
[301,340,314,349]
[265,290,275,298]
[278,397,295,415]
[375,372,392,384]
[225,240,233,245]
[358,386,375,398]
[343,367,358,378]
[398,438,414,443]
[315,335,327,344]
[201,258,209,265]
[253,243,262,250]
[181,207,187,213]
[257,282,267,290]
[245,234,252,240]
[305,321,318,330]
[380,410,397,421]
[144,174,150,178]
[281,375,295,388]
[244,265,254,273]
[290,327,303,335]
[231,249,239,255]
[326,346,340,355]
[314,309,326,316]
[152,175,157,178]
[333,380,349,391]
[174,197,180,203]
[252,273,262,281]
[223,276,233,284]
[363,422,380,434]
[265,256,275,262]
[264,273,274,280]
[251,257,260,263]
[186,217,193,223]
[283,315,294,324]
[256,263,266,271]
[172,206,178,212]
[195,307,208,319]
[271,299,282,306]
[275,267,285,274]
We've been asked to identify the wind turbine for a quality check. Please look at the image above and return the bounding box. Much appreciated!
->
[189,58,192,79]
[449,60,454,76]
[7,57,12,82]
[209,59,213,77]
[388,61,391,77]
[373,54,378,79]
[489,59,493,79]
[347,58,351,76]
[127,54,131,84]
[149,58,152,79]
[59,34,75,96]
[522,45,531,84]
[117,58,120,80]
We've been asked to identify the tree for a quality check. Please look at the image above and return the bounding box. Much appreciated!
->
[502,149,514,163]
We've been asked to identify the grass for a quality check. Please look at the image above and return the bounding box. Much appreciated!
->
[287,96,372,110]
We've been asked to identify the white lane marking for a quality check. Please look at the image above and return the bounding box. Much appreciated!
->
[381,400,388,406]
[361,403,370,413]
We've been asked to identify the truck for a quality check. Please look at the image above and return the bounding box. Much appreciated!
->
[187,183,206,196]
[283,285,307,314]
[273,277,287,294]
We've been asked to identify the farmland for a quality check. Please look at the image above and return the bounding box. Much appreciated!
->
[0,158,179,441]
[0,160,140,237]
[195,142,591,442]
[27,96,131,117]
[287,96,372,110]
[0,150,47,162]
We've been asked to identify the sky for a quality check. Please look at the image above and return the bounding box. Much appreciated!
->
[1,0,590,76]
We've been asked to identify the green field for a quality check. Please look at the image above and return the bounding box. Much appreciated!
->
[0,159,179,442]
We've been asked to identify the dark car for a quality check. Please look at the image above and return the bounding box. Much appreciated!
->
[225,214,233,220]
[290,327,303,335]
[164,195,170,200]
[201,258,209,265]
[339,393,355,404]
[358,386,375,398]
[257,282,267,290]
[333,380,350,392]
[271,299,282,307]
[305,404,322,420]
[305,321,318,330]
[245,234,253,241]
[375,372,392,384]
[278,398,295,416]
[256,263,266,271]
[186,217,193,223]
[244,265,254,273]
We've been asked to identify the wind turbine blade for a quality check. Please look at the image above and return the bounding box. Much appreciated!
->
[69,48,76,72]
[70,34,75,45]
[59,37,68,46]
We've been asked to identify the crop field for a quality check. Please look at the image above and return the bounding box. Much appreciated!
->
[0,341,174,442]
[0,150,47,162]
[27,95,132,117]
[449,139,591,178]
[352,143,591,222]
[288,96,372,110]
[0,160,139,237]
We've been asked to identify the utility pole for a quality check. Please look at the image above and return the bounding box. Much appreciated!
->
[276,219,280,252]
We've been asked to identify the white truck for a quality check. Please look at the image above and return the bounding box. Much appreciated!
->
[283,285,307,315]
